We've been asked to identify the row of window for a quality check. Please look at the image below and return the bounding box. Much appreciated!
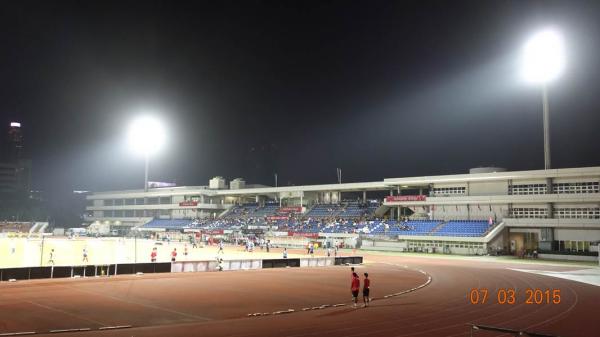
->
[557,240,591,252]
[511,208,549,218]
[509,182,599,195]
[509,184,547,195]
[103,197,173,206]
[553,182,599,194]
[95,195,216,207]
[102,210,170,217]
[554,208,600,219]
[511,207,600,219]
[431,187,466,196]
[407,241,484,249]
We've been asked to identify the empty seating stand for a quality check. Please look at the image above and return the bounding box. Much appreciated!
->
[434,220,491,237]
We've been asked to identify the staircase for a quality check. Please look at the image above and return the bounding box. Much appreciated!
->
[373,205,391,218]
[429,221,447,234]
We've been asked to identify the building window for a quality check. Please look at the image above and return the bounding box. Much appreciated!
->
[135,198,145,205]
[145,209,159,217]
[432,187,466,196]
[511,207,548,218]
[114,210,123,217]
[125,199,135,205]
[125,210,134,217]
[556,240,591,253]
[114,199,124,206]
[147,197,159,205]
[554,207,600,219]
[553,182,599,194]
[135,210,145,217]
[103,210,114,217]
[103,199,114,206]
[160,209,170,216]
[159,197,172,204]
[509,184,547,195]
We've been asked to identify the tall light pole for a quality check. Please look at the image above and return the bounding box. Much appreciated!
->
[521,28,566,170]
[127,116,166,191]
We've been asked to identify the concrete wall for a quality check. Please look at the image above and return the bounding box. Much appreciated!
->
[538,254,598,262]
[171,259,263,272]
[555,229,600,241]
[468,181,508,196]
[171,257,334,273]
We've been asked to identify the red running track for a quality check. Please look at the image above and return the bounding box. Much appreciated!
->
[0,252,598,337]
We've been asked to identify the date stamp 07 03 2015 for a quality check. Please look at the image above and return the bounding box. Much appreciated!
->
[468,288,561,305]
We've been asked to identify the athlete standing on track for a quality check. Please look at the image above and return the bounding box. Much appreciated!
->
[362,272,371,307]
[82,248,89,263]
[48,248,55,265]
[351,272,360,308]
[151,247,157,262]
[171,248,177,262]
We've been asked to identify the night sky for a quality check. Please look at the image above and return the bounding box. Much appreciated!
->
[2,0,600,195]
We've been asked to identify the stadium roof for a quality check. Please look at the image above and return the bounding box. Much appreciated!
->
[87,166,600,200]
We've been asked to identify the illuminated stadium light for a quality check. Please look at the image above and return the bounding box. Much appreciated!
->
[522,29,565,84]
[10,122,21,127]
[127,116,166,192]
[521,28,566,170]
[127,116,166,156]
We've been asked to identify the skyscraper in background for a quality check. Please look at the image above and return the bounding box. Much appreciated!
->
[8,122,24,162]
[0,121,31,201]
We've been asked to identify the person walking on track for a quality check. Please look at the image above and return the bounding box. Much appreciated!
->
[351,272,360,308]
[362,272,371,307]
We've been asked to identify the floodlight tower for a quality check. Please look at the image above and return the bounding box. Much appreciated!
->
[521,28,566,170]
[127,116,166,192]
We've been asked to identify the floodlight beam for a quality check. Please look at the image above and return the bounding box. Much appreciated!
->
[127,116,165,192]
[522,29,565,84]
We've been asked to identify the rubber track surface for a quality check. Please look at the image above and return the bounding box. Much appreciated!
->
[0,253,598,337]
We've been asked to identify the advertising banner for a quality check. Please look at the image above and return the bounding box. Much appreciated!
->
[288,232,319,239]
[385,195,427,202]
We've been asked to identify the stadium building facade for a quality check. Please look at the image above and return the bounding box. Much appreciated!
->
[85,166,600,260]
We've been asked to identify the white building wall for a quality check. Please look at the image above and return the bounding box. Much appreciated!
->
[468,181,508,196]
[555,229,600,241]
[172,195,185,203]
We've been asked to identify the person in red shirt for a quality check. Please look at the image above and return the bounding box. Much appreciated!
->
[351,272,360,308]
[171,248,177,262]
[150,248,157,263]
[362,272,371,307]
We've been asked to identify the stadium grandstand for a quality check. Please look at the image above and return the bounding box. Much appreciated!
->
[85,166,600,261]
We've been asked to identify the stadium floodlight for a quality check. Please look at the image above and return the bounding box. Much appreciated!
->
[521,28,566,170]
[522,29,565,84]
[127,116,166,192]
